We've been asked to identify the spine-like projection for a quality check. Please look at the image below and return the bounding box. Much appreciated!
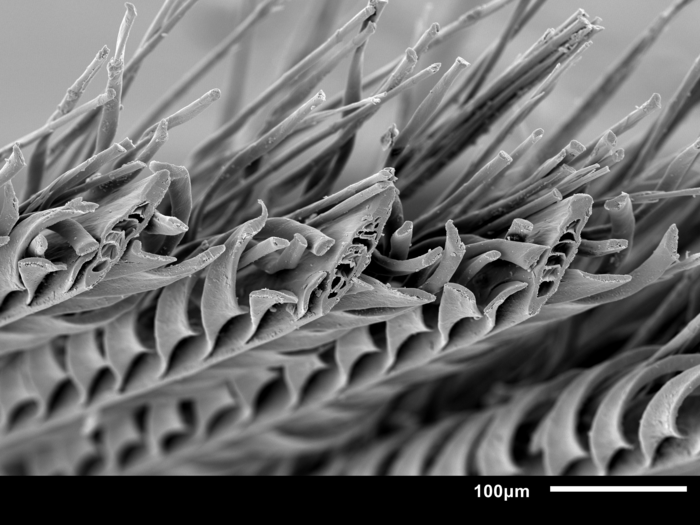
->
[44,193,672,475]
[127,183,700,474]
[299,319,700,476]
[2,0,700,477]
[0,172,397,472]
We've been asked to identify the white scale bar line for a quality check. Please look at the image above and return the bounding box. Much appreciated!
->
[551,486,687,493]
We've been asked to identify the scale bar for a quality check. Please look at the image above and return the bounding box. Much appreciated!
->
[551,486,687,493]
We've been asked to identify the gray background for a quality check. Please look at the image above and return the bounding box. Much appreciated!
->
[1,0,699,199]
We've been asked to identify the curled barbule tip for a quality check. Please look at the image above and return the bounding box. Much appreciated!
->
[497,150,512,163]
[380,124,399,151]
[604,192,631,211]
[405,47,419,63]
[9,144,24,165]
[0,144,26,185]
[98,89,117,104]
[646,92,662,110]
[372,0,390,15]
[154,118,168,137]
[381,166,396,179]
[2,0,700,479]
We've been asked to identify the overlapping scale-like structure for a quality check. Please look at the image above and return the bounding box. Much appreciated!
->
[2,0,700,475]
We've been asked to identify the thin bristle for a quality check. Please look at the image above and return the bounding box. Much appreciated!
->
[0,90,115,157]
[95,4,137,152]
[4,0,700,479]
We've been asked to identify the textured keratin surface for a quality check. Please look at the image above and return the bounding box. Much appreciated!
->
[1,0,700,476]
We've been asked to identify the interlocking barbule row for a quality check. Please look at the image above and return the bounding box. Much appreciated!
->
[1,0,700,474]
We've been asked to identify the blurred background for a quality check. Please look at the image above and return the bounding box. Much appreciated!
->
[1,0,699,205]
